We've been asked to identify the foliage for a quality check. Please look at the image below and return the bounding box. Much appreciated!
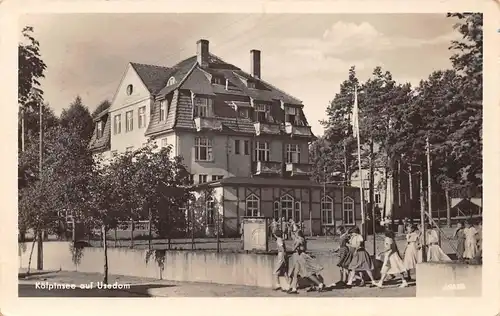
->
[60,96,94,141]
[92,100,111,118]
[18,26,47,108]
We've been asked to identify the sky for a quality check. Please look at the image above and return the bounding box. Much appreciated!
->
[19,13,460,136]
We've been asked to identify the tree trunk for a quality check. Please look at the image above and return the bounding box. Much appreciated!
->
[27,232,38,275]
[114,229,117,247]
[148,208,152,250]
[369,141,375,237]
[130,220,135,249]
[102,224,108,284]
[408,165,413,223]
[419,171,427,262]
[382,159,389,220]
[36,230,43,270]
[446,189,451,228]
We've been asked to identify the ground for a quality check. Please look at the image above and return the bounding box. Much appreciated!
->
[18,270,415,297]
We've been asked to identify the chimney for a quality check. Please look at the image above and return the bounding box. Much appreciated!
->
[250,49,261,79]
[197,39,209,68]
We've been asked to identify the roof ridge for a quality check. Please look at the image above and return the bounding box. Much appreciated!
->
[130,62,171,70]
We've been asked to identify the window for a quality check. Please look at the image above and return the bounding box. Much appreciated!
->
[273,201,280,220]
[198,174,208,183]
[213,77,222,85]
[167,76,176,87]
[254,104,270,123]
[234,139,240,155]
[159,100,167,121]
[245,194,260,217]
[126,84,133,95]
[161,138,168,147]
[280,195,294,221]
[126,146,134,152]
[194,97,212,118]
[194,137,213,161]
[375,193,381,205]
[125,110,133,132]
[285,107,297,124]
[343,196,355,225]
[239,108,249,118]
[286,144,301,164]
[96,121,103,138]
[138,106,146,128]
[244,140,250,155]
[206,196,215,225]
[247,81,256,89]
[294,201,301,222]
[321,196,334,225]
[212,175,223,181]
[188,174,194,184]
[254,141,270,162]
[113,114,121,134]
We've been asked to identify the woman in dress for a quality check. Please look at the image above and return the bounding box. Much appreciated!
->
[287,229,325,294]
[463,221,478,261]
[375,230,408,288]
[281,217,288,240]
[453,222,466,261]
[346,227,377,286]
[332,226,352,286]
[272,231,289,291]
[416,224,424,263]
[426,223,451,262]
[403,224,419,280]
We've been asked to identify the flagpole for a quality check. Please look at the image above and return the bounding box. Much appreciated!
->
[353,86,365,237]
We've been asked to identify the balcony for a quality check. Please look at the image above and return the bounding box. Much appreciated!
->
[285,162,313,177]
[254,122,281,136]
[284,122,314,138]
[253,161,282,176]
[194,117,223,132]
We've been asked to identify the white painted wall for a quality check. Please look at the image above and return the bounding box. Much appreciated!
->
[109,64,152,154]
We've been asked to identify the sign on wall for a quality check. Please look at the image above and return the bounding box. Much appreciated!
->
[242,217,268,252]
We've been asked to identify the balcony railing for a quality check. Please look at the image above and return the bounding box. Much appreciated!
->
[285,162,312,177]
[254,122,281,136]
[254,161,282,176]
[194,117,223,132]
[284,122,314,138]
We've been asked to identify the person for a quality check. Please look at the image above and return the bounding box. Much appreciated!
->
[269,218,278,240]
[346,227,377,287]
[240,223,244,250]
[375,230,408,288]
[272,231,289,291]
[476,220,483,262]
[288,218,297,237]
[463,221,478,261]
[287,229,325,294]
[331,226,352,287]
[281,217,288,240]
[416,223,424,263]
[453,222,466,261]
[403,224,419,280]
[426,223,451,262]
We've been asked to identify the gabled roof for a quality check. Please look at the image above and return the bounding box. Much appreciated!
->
[130,63,175,94]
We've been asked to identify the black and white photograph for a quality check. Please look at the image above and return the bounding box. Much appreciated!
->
[5,2,496,307]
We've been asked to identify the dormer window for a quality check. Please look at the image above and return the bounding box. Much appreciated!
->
[167,76,176,87]
[247,81,256,89]
[254,104,270,123]
[285,107,297,125]
[96,121,104,138]
[213,77,222,85]
[159,100,167,121]
[193,97,213,118]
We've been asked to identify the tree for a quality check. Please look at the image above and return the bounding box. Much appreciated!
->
[92,100,111,118]
[18,26,47,108]
[60,96,94,141]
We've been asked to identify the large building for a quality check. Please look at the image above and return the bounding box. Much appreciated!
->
[89,39,362,236]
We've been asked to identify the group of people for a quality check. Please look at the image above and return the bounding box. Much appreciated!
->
[269,218,303,240]
[271,219,481,294]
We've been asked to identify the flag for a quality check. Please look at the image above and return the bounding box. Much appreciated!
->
[351,86,359,138]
